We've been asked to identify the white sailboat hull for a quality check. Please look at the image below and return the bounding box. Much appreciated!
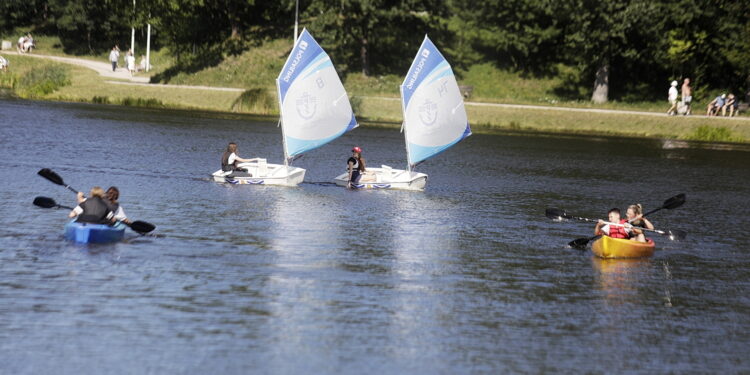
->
[333,165,427,190]
[212,159,305,186]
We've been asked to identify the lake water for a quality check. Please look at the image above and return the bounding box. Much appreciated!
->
[1,98,749,374]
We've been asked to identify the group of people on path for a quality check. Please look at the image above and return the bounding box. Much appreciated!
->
[17,33,34,53]
[667,77,741,117]
[220,142,374,189]
[706,93,740,117]
[594,205,654,243]
[109,45,146,77]
[68,186,131,225]
[667,78,693,116]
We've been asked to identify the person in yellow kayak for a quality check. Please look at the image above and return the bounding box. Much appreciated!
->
[68,186,115,224]
[625,204,654,242]
[594,208,631,239]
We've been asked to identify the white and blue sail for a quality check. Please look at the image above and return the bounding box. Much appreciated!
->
[400,36,471,168]
[277,28,358,162]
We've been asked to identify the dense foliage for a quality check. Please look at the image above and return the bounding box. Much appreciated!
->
[2,0,748,102]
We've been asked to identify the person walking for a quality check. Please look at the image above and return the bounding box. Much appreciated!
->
[667,80,679,116]
[126,50,136,77]
[681,78,692,115]
[109,45,120,72]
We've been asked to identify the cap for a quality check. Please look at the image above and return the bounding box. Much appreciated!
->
[671,80,678,86]
[352,146,362,153]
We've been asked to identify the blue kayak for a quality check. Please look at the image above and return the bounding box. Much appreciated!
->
[64,221,126,244]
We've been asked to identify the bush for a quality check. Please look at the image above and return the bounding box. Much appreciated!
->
[687,125,743,143]
[231,88,277,114]
[0,73,18,89]
[119,97,164,108]
[18,65,71,97]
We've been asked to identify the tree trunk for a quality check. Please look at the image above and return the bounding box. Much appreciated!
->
[591,63,609,103]
[360,37,369,76]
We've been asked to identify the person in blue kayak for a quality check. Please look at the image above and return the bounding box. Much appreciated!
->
[221,142,258,176]
[347,146,366,188]
[68,186,115,224]
[594,208,631,239]
[105,186,131,224]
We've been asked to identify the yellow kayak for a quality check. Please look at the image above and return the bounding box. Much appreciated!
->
[591,236,655,259]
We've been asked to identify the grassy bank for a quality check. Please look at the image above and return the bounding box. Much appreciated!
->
[1,46,749,144]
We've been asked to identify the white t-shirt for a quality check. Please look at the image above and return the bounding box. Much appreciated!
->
[227,152,238,165]
[668,86,678,101]
[114,206,127,221]
[126,55,136,70]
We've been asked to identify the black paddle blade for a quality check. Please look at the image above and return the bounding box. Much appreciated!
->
[568,237,590,250]
[545,208,569,221]
[663,193,686,210]
[38,168,65,186]
[129,220,155,234]
[33,196,58,208]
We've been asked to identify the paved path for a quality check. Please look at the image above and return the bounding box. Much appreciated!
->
[361,96,750,121]
[5,50,150,83]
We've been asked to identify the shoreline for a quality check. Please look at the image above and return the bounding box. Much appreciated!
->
[4,93,750,152]
[1,53,749,144]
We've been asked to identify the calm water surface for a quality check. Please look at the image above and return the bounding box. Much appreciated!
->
[1,99,749,374]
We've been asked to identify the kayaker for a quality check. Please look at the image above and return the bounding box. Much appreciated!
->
[221,142,258,175]
[594,208,631,239]
[68,186,115,224]
[625,204,654,242]
[346,146,366,188]
[105,186,131,225]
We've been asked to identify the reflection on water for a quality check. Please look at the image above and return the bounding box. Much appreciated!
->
[1,99,749,373]
[591,257,653,306]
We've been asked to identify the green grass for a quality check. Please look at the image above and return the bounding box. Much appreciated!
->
[353,96,750,142]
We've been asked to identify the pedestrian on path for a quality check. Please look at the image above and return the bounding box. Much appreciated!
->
[667,80,679,116]
[126,50,136,77]
[109,45,120,72]
[681,78,692,115]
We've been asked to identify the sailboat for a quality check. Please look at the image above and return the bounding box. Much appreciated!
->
[333,35,471,190]
[213,28,358,186]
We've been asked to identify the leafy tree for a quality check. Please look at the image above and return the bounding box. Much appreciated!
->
[304,0,448,76]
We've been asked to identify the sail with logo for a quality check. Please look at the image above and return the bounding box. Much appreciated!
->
[212,28,357,186]
[401,35,471,168]
[332,35,470,190]
[277,28,358,162]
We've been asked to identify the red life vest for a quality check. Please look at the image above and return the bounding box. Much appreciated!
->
[607,219,629,239]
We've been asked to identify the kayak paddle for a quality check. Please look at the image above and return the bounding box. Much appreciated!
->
[33,196,73,210]
[34,196,156,235]
[38,168,79,194]
[36,169,158,235]
[641,193,686,217]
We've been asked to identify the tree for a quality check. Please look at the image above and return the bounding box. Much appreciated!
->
[305,0,448,76]
[449,0,565,74]
[561,0,667,103]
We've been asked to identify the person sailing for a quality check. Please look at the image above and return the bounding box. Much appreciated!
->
[105,186,131,225]
[346,146,367,188]
[221,142,259,176]
[68,186,115,224]
[594,208,631,239]
[625,204,654,242]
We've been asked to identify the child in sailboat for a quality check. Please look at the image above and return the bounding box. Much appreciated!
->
[221,142,259,176]
[347,147,366,188]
